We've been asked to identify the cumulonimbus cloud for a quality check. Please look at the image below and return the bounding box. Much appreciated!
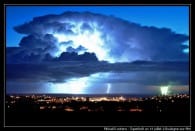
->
[13,11,189,63]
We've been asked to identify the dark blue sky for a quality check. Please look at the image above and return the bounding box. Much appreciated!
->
[6,6,189,47]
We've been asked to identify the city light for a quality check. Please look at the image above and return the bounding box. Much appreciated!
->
[6,94,189,112]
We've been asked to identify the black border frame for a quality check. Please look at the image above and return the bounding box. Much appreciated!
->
[2,0,192,129]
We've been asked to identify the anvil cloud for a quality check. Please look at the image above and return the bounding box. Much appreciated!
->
[12,11,188,63]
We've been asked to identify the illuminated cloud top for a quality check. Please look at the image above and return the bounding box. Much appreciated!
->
[11,11,189,63]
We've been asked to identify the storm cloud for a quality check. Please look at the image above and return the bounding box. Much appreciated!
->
[6,61,189,94]
[12,11,188,63]
[6,11,189,95]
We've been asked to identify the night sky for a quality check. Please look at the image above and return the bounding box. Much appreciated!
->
[6,6,189,95]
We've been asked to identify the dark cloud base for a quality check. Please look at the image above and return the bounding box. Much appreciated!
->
[6,61,189,95]
[6,61,189,82]
[6,61,189,94]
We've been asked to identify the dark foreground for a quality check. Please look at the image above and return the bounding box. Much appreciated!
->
[5,94,190,126]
